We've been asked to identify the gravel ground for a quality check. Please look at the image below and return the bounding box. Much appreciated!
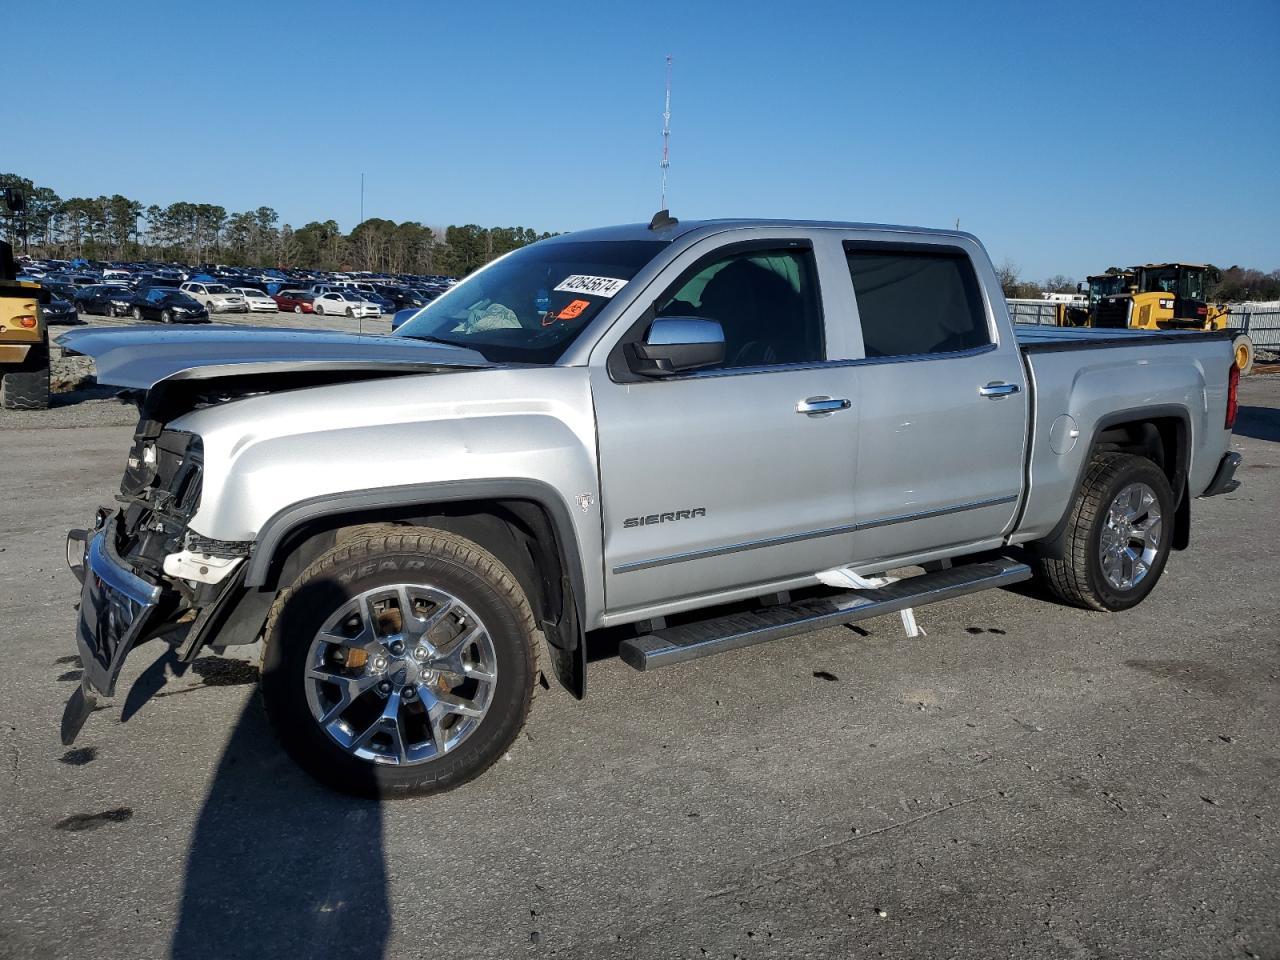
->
[1,332,1277,960]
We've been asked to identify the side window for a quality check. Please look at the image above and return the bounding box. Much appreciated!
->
[654,246,823,369]
[845,247,990,359]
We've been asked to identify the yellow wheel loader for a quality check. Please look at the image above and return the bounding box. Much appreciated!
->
[0,235,51,410]
[1093,262,1253,374]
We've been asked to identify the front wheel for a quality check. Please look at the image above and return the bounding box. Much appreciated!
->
[131,306,143,321]
[260,527,539,797]
[1032,453,1174,611]
[294,305,303,314]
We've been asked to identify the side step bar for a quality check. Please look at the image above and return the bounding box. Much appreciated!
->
[618,557,1031,671]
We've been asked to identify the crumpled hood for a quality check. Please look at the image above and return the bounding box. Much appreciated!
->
[56,324,493,390]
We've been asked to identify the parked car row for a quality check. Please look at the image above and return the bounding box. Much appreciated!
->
[20,256,460,328]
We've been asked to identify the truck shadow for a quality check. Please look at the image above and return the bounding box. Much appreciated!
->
[170,698,391,960]
[1233,404,1279,443]
[170,578,391,960]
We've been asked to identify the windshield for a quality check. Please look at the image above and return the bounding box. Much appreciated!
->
[206,284,230,293]
[395,239,667,363]
[1088,275,1128,303]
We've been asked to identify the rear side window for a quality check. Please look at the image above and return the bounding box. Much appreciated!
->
[845,247,989,358]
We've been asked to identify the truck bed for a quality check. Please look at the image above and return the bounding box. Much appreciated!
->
[1014,322,1236,353]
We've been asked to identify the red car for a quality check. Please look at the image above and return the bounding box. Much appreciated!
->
[272,289,315,314]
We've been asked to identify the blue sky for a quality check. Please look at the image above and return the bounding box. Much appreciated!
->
[17,0,1280,279]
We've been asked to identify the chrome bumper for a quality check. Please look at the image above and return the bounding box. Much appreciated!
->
[67,513,163,698]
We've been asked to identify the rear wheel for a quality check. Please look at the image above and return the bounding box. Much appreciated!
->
[131,306,143,321]
[346,306,355,318]
[0,341,51,410]
[294,305,303,314]
[315,304,325,315]
[260,527,539,797]
[1032,453,1174,611]
[161,309,173,324]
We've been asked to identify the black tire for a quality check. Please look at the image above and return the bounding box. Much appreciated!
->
[260,526,539,797]
[131,306,143,321]
[345,306,354,318]
[0,342,51,410]
[315,304,325,315]
[1032,453,1175,612]
[161,309,173,324]
[294,305,303,314]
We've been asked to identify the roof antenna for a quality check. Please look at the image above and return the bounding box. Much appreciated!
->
[650,55,677,231]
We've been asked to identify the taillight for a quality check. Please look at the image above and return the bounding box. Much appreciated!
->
[16,314,37,328]
[1225,362,1239,430]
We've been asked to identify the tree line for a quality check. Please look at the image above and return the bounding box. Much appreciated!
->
[997,259,1280,303]
[0,172,555,278]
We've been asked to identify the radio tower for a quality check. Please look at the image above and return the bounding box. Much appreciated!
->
[660,55,672,211]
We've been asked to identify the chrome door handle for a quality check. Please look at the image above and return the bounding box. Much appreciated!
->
[796,396,852,416]
[978,382,1020,399]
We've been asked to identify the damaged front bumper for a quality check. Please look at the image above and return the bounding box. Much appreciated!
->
[61,510,247,745]
[68,511,163,700]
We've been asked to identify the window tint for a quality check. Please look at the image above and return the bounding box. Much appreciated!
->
[845,248,989,358]
[655,246,823,368]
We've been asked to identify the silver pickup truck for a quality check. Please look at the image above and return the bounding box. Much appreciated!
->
[58,218,1243,796]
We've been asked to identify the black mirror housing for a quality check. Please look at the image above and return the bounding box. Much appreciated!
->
[627,317,725,377]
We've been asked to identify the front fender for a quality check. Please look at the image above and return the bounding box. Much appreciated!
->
[172,366,605,623]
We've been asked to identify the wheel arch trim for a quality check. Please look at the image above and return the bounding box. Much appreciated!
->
[243,477,589,697]
[1044,403,1193,550]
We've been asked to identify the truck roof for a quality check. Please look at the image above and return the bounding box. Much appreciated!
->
[545,218,978,246]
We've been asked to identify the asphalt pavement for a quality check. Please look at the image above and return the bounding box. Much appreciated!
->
[1,328,1277,960]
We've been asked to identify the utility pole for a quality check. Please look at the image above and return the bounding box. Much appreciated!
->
[660,55,672,211]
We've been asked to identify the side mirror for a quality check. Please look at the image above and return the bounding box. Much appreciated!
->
[627,317,725,377]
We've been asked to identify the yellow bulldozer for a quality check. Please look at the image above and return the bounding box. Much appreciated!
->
[1089,262,1253,373]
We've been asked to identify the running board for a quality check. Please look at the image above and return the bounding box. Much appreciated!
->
[617,557,1031,671]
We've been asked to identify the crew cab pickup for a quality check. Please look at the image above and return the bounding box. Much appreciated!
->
[57,218,1243,797]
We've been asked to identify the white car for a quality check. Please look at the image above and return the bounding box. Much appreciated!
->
[230,287,278,312]
[312,290,381,318]
[180,282,248,314]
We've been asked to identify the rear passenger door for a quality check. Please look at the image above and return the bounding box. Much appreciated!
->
[841,241,1029,565]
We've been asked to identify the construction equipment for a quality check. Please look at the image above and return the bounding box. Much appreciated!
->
[1093,263,1253,373]
[1083,270,1135,324]
[0,201,52,409]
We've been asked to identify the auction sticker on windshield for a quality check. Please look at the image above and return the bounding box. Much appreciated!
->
[554,275,629,298]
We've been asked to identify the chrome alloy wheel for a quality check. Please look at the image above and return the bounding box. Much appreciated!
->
[1099,482,1163,591]
[304,584,498,765]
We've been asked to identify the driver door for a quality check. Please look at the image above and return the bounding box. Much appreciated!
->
[590,238,860,620]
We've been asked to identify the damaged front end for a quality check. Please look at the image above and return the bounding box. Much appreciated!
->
[62,418,249,745]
